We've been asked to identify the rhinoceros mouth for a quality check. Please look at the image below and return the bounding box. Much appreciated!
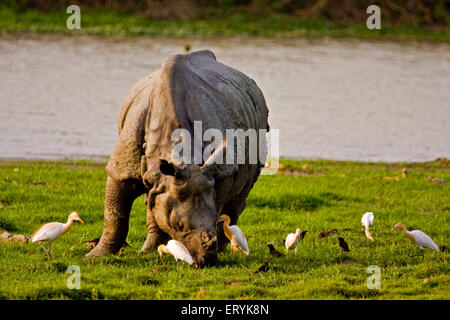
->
[194,252,218,268]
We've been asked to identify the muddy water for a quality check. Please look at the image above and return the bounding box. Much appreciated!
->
[0,34,449,162]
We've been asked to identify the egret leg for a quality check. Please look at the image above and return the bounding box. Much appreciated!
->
[421,249,424,260]
[409,249,419,258]
[38,241,46,254]
[38,242,51,259]
[47,241,53,259]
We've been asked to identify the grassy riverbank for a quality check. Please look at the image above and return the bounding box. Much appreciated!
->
[0,159,449,299]
[1,7,449,41]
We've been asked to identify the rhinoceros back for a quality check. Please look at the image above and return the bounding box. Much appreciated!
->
[107,50,269,183]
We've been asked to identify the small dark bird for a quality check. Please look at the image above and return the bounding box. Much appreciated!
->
[319,229,338,238]
[300,231,309,239]
[254,262,270,274]
[85,237,130,249]
[183,43,191,53]
[338,237,350,252]
[267,243,284,257]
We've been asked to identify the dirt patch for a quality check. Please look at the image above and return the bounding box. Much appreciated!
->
[277,164,326,177]
[197,288,208,297]
[425,176,445,185]
[0,200,11,208]
[29,180,47,186]
[3,178,17,184]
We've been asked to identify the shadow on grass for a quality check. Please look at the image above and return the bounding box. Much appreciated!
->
[51,262,69,273]
[136,275,160,286]
[0,218,19,233]
[333,257,356,265]
[331,287,382,299]
[248,191,362,211]
[0,199,11,207]
[318,192,344,202]
[248,193,327,211]
[27,288,105,300]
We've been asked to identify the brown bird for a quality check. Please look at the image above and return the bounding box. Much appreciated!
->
[183,43,191,53]
[267,243,284,257]
[85,237,130,249]
[338,237,350,252]
[318,229,338,238]
[254,262,270,274]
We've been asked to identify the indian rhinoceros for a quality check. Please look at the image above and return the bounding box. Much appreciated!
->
[85,50,269,267]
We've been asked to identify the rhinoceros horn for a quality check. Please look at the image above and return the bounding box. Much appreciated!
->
[201,139,227,168]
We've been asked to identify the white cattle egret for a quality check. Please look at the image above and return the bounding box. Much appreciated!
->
[361,212,374,240]
[392,223,439,259]
[158,239,193,268]
[31,211,84,258]
[219,214,249,255]
[285,228,301,254]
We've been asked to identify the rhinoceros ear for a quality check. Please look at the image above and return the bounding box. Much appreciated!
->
[160,159,187,180]
[201,139,227,168]
[160,159,176,176]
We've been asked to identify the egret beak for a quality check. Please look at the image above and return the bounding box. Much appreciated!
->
[78,218,85,224]
[391,228,396,232]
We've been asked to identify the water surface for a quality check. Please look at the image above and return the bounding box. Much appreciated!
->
[0,35,449,162]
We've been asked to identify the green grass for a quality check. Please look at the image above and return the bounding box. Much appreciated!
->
[1,8,449,41]
[0,159,449,300]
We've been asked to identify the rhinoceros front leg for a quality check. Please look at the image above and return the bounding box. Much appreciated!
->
[140,206,169,252]
[85,176,144,257]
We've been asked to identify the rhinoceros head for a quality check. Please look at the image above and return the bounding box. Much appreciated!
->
[143,148,225,267]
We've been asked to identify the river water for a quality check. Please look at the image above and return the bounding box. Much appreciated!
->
[0,34,449,162]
